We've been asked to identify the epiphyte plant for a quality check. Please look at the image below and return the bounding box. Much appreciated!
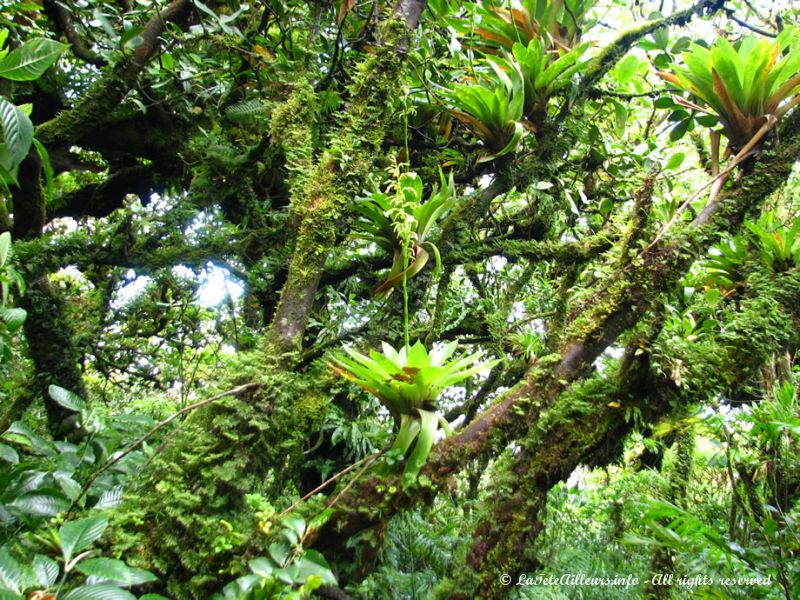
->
[352,169,455,297]
[330,340,498,485]
[658,28,800,200]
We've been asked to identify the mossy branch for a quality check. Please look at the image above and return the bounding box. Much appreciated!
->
[577,0,719,99]
[36,0,193,146]
[308,101,800,563]
[67,383,260,517]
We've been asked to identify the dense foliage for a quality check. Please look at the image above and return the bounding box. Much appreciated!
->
[1,0,799,599]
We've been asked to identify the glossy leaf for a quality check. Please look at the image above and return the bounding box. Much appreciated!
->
[33,554,59,588]
[60,515,109,564]
[0,550,21,594]
[9,490,70,516]
[0,38,66,81]
[49,385,87,412]
[77,557,158,586]
[0,98,33,168]
[60,585,137,600]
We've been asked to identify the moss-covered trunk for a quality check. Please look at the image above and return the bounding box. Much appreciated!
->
[109,8,428,596]
[264,23,409,355]
[307,107,800,584]
[10,154,87,436]
[20,277,88,436]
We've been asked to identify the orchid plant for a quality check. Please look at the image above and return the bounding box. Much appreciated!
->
[352,170,455,298]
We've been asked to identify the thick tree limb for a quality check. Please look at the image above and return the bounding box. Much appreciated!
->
[264,4,427,354]
[307,107,800,565]
[36,0,193,146]
[50,165,158,219]
[43,0,108,66]
[455,235,612,264]
[15,227,244,280]
[459,266,800,597]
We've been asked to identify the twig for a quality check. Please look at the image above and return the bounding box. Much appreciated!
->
[323,453,381,513]
[275,450,384,522]
[725,8,777,38]
[296,452,383,547]
[646,115,777,250]
[293,452,383,547]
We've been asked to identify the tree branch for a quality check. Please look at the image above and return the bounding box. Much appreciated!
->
[36,0,193,145]
[306,106,800,563]
[43,0,108,66]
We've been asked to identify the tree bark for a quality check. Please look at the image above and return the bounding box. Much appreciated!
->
[307,107,800,573]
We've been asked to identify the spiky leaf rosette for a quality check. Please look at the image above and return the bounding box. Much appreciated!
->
[440,58,526,161]
[509,38,589,121]
[658,28,800,149]
[467,0,595,54]
[331,340,495,417]
[330,341,498,483]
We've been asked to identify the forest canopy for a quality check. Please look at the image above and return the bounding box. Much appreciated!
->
[1,0,799,598]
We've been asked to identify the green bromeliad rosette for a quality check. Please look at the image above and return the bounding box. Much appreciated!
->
[657,28,800,205]
[330,340,498,486]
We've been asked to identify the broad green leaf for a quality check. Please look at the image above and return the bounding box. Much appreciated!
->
[665,152,685,170]
[77,557,158,586]
[54,472,82,500]
[0,442,17,464]
[94,486,123,509]
[615,54,641,84]
[119,26,144,50]
[267,543,289,567]
[0,98,33,167]
[0,550,20,594]
[281,515,305,541]
[653,96,675,109]
[652,26,670,50]
[60,584,137,600]
[60,515,109,563]
[49,385,86,412]
[669,118,692,141]
[0,38,66,81]
[249,557,275,577]
[293,550,336,585]
[0,308,26,333]
[0,232,9,266]
[9,490,70,516]
[613,101,627,136]
[2,421,55,456]
[33,554,59,587]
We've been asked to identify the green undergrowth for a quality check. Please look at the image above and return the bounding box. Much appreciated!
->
[108,350,331,598]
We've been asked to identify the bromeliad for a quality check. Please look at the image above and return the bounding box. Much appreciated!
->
[440,58,526,161]
[330,340,498,485]
[508,38,589,123]
[658,29,800,201]
[469,0,594,54]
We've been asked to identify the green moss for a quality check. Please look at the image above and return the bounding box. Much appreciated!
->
[265,21,409,354]
[37,69,130,145]
[269,80,317,190]
[109,353,332,598]
[651,269,800,394]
